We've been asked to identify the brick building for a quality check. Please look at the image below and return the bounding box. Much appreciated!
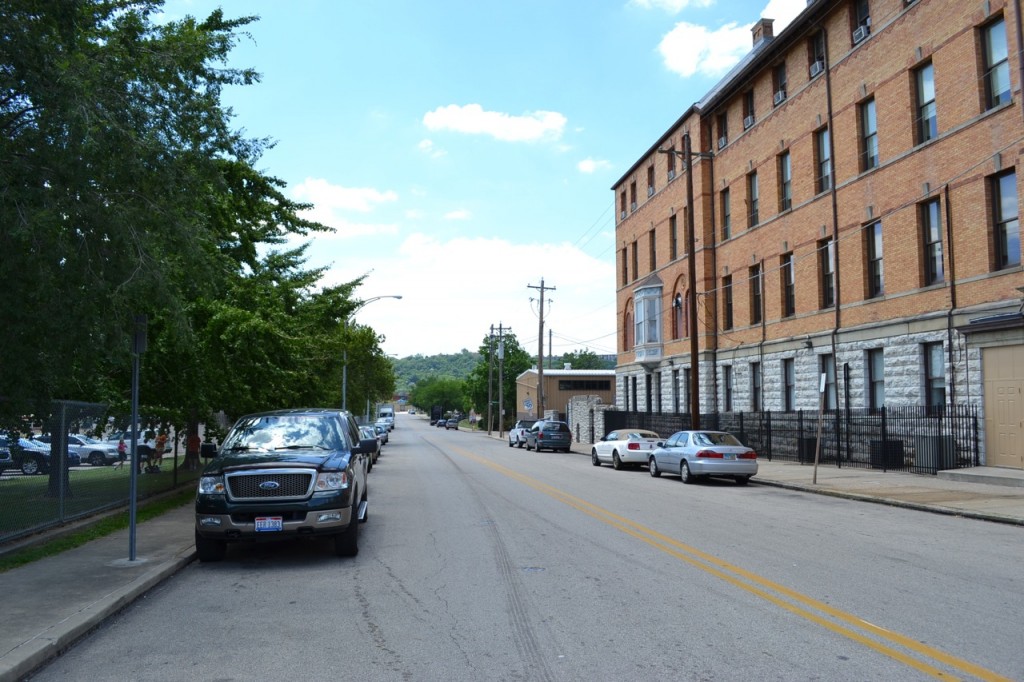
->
[612,0,1024,468]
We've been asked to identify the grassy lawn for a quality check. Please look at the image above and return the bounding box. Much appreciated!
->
[0,461,200,542]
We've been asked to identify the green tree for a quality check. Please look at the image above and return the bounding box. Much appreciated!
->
[408,376,466,417]
[464,332,532,430]
[559,349,613,370]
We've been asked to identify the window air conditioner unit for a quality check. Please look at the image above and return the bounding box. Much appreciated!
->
[809,60,824,78]
[648,186,655,197]
[852,25,870,43]
[668,169,676,180]
[743,115,755,129]
[630,202,637,211]
[773,89,786,105]
[717,135,728,150]
[620,210,627,220]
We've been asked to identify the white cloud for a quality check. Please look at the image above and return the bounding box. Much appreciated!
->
[659,21,750,78]
[292,177,398,213]
[629,0,714,11]
[423,104,567,143]
[318,233,617,358]
[417,139,447,158]
[761,0,808,33]
[578,158,612,174]
[444,209,472,220]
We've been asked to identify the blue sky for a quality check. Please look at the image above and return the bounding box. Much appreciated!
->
[161,0,806,359]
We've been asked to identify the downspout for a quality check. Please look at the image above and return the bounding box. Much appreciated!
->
[1015,0,1024,124]
[943,183,958,403]
[823,28,842,404]
[704,124,720,416]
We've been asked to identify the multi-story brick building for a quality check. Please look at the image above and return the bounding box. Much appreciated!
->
[612,0,1024,469]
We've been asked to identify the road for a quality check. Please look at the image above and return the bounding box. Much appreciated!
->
[31,414,1023,681]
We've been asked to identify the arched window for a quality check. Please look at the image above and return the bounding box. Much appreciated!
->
[672,292,683,339]
[624,309,634,350]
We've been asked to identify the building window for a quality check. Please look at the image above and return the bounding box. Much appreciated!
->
[778,151,792,211]
[621,247,628,285]
[983,18,1010,110]
[749,263,763,324]
[716,113,728,149]
[921,199,944,285]
[672,292,683,339]
[721,188,731,240]
[619,190,627,220]
[924,342,946,409]
[852,0,871,43]
[666,146,677,180]
[816,128,832,193]
[722,275,733,330]
[992,170,1021,269]
[624,309,633,350]
[781,252,795,317]
[647,165,655,197]
[630,181,638,211]
[743,90,755,129]
[669,214,678,261]
[750,362,762,411]
[723,365,733,412]
[672,368,680,413]
[682,367,691,415]
[860,98,878,171]
[866,221,884,298]
[773,62,788,105]
[867,348,885,410]
[821,354,837,410]
[819,238,835,308]
[809,31,826,77]
[748,171,759,227]
[783,358,795,411]
[634,285,662,346]
[631,376,638,412]
[915,63,937,144]
[649,229,656,271]
[631,241,639,280]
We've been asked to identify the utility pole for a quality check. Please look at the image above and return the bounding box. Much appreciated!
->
[548,328,553,369]
[487,325,495,435]
[528,279,555,418]
[496,323,508,438]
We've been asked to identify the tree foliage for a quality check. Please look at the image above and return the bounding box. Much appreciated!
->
[464,332,532,430]
[557,349,614,370]
[408,377,467,417]
[0,2,393,428]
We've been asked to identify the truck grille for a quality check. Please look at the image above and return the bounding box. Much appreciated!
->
[225,469,315,501]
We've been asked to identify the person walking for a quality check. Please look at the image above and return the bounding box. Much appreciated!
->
[115,438,127,469]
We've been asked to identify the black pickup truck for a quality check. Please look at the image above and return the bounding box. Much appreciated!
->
[194,408,377,561]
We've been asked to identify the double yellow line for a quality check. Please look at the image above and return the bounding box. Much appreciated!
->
[453,445,1012,682]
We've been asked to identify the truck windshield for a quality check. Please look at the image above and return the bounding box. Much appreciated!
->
[222,415,346,452]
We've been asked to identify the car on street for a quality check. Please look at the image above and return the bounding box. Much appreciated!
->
[445,417,459,430]
[524,420,572,453]
[373,422,389,445]
[194,408,375,561]
[434,418,447,428]
[359,425,380,470]
[0,436,13,472]
[592,429,663,469]
[11,437,81,475]
[39,434,120,466]
[508,419,536,448]
[648,430,758,485]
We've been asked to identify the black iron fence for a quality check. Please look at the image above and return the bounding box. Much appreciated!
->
[603,405,979,475]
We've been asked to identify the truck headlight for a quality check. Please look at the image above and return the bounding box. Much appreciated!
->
[198,475,225,495]
[315,471,348,491]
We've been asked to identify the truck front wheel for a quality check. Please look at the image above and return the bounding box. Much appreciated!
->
[195,530,226,562]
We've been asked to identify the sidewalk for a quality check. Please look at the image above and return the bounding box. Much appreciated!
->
[1,453,1023,682]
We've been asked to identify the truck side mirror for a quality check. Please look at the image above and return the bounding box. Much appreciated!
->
[200,442,218,459]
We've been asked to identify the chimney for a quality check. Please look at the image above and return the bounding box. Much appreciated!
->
[752,18,774,47]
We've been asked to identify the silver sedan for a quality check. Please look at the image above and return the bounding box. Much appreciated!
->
[648,430,758,485]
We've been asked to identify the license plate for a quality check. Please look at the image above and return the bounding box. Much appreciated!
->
[255,516,283,532]
[723,453,736,460]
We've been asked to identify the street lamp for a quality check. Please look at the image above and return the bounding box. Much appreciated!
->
[342,295,402,411]
[658,132,712,429]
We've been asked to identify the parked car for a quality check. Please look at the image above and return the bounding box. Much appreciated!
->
[373,423,389,445]
[648,430,758,485]
[359,426,380,470]
[0,436,13,472]
[524,420,572,453]
[445,417,459,430]
[508,419,536,448]
[194,408,375,561]
[11,437,81,475]
[38,434,120,466]
[592,429,663,470]
[434,418,447,428]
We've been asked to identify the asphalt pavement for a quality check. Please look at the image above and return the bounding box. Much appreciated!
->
[1,433,1022,682]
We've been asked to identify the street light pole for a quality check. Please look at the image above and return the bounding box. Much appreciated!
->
[342,295,402,411]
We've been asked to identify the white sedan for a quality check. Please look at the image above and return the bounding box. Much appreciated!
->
[591,429,663,470]
[648,430,758,485]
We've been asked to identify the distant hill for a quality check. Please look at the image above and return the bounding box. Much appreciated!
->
[393,350,481,393]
